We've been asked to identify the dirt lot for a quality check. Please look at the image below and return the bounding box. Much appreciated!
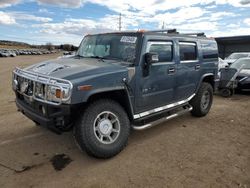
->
[0,55,250,188]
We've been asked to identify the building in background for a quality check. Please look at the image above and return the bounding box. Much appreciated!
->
[215,35,250,59]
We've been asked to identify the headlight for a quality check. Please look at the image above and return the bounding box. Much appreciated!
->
[46,85,70,102]
[34,81,71,103]
[245,77,250,82]
[34,83,45,99]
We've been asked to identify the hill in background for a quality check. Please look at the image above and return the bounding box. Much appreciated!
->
[0,40,78,51]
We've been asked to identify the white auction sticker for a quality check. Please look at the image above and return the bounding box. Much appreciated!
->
[120,36,137,43]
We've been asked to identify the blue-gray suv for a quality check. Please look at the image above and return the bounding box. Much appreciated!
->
[12,30,219,158]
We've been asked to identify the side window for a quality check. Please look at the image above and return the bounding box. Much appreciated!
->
[146,41,173,62]
[179,42,197,61]
[201,42,218,60]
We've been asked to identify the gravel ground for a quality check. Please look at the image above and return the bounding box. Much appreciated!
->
[0,55,250,188]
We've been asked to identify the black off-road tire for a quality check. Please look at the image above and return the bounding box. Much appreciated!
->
[74,99,130,158]
[190,82,213,117]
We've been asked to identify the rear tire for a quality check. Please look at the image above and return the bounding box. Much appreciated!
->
[74,99,130,158]
[190,82,213,117]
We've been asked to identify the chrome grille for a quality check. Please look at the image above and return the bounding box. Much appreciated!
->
[16,76,34,96]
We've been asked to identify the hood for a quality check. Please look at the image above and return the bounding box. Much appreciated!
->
[224,59,237,64]
[25,57,128,80]
[239,69,250,76]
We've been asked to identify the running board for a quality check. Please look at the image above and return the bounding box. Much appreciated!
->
[132,105,193,131]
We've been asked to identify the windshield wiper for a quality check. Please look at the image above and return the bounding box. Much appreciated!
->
[88,56,105,62]
[74,54,85,59]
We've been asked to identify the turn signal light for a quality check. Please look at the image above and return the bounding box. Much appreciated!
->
[137,29,146,33]
[78,85,92,91]
[55,89,62,98]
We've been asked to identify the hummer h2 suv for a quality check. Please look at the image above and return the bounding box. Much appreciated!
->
[12,29,218,158]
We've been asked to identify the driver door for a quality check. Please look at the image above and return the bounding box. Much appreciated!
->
[135,40,177,113]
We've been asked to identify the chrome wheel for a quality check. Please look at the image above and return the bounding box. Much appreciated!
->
[93,111,120,144]
[201,91,210,110]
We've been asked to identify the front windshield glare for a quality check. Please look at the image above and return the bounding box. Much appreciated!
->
[76,34,137,63]
[231,59,250,69]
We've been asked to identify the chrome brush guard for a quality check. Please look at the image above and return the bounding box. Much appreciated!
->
[12,67,73,105]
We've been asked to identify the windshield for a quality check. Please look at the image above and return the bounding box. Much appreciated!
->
[76,34,138,63]
[230,59,250,69]
[227,53,249,59]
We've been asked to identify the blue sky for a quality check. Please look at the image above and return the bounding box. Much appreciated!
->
[0,0,250,46]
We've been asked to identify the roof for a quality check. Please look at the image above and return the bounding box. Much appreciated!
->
[88,30,213,40]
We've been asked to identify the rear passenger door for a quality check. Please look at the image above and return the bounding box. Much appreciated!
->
[135,40,177,112]
[176,41,201,100]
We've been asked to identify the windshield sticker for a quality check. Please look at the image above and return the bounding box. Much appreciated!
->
[120,36,137,43]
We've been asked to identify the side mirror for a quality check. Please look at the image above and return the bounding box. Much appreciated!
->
[145,52,159,64]
[143,52,159,77]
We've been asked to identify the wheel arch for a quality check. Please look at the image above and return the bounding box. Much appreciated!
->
[86,89,134,121]
[197,73,215,92]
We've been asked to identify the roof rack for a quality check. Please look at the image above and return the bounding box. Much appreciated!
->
[147,29,179,34]
[181,32,206,37]
[145,29,206,37]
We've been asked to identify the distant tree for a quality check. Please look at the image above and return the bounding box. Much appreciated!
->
[64,44,72,51]
[45,42,54,51]
[71,45,78,51]
[57,44,78,51]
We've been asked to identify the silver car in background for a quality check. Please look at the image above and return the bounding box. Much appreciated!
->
[224,52,250,65]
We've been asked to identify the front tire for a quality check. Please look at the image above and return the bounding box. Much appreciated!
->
[190,82,213,117]
[74,99,130,158]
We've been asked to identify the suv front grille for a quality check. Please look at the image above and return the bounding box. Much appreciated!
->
[16,75,34,96]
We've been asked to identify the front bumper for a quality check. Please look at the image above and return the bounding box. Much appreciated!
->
[237,76,250,90]
[238,81,250,90]
[16,93,72,133]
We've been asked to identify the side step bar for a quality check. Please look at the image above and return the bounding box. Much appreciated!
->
[132,105,193,131]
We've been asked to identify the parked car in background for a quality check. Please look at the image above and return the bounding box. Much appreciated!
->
[230,58,250,91]
[58,51,76,59]
[224,52,250,65]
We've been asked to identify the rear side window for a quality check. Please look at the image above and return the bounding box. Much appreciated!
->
[179,42,197,61]
[146,41,173,62]
[201,42,218,59]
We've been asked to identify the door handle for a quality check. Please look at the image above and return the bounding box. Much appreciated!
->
[168,67,175,74]
[195,64,200,70]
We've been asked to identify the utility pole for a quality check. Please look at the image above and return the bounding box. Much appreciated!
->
[162,21,165,30]
[119,13,122,31]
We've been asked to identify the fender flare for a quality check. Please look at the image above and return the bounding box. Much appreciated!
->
[84,86,135,120]
[195,73,215,93]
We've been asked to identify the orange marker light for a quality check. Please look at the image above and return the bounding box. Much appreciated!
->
[137,29,146,33]
[55,89,62,98]
[78,85,92,91]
